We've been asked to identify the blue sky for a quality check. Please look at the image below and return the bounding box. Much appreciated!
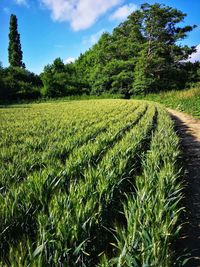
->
[1,0,200,74]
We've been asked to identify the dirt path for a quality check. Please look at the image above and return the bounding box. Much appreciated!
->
[167,109,200,267]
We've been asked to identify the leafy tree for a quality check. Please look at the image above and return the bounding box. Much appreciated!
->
[132,47,153,95]
[41,58,80,98]
[0,66,42,101]
[8,14,24,68]
[41,64,58,97]
[90,20,144,96]
[131,3,196,93]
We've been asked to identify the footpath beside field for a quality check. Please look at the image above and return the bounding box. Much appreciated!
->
[167,109,200,266]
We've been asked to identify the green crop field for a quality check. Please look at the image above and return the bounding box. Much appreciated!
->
[0,100,182,267]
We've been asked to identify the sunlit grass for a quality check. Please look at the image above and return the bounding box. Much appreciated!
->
[133,85,200,118]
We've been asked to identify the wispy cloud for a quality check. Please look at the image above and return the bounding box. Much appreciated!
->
[64,57,76,64]
[3,7,10,14]
[15,0,28,6]
[187,44,200,62]
[83,29,105,46]
[110,3,137,21]
[40,0,122,31]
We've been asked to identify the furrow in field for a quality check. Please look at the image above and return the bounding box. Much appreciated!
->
[57,103,139,166]
[62,104,147,184]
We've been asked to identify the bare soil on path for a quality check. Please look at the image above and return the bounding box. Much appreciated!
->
[167,109,200,267]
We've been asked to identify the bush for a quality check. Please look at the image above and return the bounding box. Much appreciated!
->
[0,66,42,102]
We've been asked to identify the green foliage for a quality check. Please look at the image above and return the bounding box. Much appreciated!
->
[131,3,196,93]
[132,47,153,95]
[8,14,24,68]
[0,67,42,102]
[75,15,143,96]
[41,58,82,98]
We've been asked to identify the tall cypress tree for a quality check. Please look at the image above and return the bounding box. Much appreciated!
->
[8,14,24,68]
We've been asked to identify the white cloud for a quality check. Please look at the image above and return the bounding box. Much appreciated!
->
[40,0,122,31]
[64,57,76,64]
[15,0,28,6]
[83,29,105,46]
[187,44,200,63]
[110,3,137,21]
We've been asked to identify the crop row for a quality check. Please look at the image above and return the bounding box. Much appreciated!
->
[100,106,181,267]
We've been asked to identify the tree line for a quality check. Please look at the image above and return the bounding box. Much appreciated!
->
[1,3,200,102]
